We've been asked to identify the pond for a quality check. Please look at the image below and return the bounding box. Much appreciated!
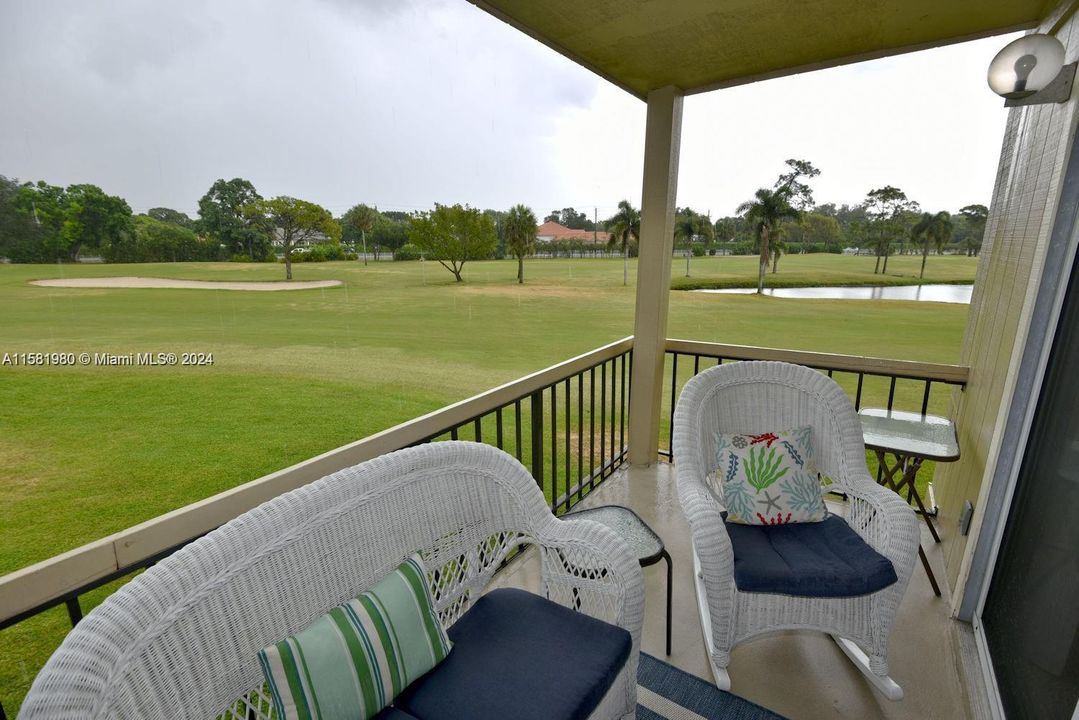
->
[691,284,973,304]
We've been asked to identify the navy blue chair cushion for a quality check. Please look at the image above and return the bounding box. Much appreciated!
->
[394,588,631,720]
[724,513,898,597]
[374,708,420,720]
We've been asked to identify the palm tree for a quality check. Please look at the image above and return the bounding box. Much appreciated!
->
[504,204,537,284]
[737,188,800,294]
[770,224,789,273]
[606,199,640,286]
[674,213,701,277]
[912,211,954,278]
[343,204,378,266]
[674,211,713,277]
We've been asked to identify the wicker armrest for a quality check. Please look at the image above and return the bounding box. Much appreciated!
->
[844,477,919,575]
[534,515,644,641]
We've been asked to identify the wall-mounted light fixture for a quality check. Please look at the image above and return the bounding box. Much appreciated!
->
[987,33,1075,107]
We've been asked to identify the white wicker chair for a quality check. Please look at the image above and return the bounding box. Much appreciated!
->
[673,361,919,700]
[19,442,643,719]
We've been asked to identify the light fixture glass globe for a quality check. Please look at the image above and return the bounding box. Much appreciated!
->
[988,34,1066,99]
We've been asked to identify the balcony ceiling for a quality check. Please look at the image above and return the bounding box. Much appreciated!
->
[468,0,1049,99]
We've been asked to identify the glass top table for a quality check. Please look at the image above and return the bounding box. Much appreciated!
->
[565,504,672,654]
[859,408,960,462]
[858,408,960,597]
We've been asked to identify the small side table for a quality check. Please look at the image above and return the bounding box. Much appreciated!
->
[858,408,960,597]
[565,504,672,655]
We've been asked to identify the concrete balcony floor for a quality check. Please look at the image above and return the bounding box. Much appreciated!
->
[495,462,979,720]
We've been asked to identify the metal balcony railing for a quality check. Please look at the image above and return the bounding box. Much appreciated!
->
[0,336,971,718]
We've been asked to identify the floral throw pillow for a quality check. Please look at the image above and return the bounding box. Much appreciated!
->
[714,427,826,525]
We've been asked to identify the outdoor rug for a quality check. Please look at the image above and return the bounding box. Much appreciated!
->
[636,652,788,720]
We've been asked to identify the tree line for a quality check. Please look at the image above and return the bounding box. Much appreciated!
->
[0,171,988,286]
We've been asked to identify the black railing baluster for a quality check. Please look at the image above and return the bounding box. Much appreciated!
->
[496,408,504,450]
[450,426,459,441]
[65,597,83,626]
[694,354,700,374]
[564,378,571,511]
[619,352,626,459]
[609,357,617,470]
[514,400,523,462]
[473,418,482,443]
[600,362,606,475]
[589,367,596,490]
[669,353,678,459]
[551,383,558,512]
[530,390,544,491]
[855,373,864,410]
[887,376,897,411]
[577,374,584,503]
[921,380,932,416]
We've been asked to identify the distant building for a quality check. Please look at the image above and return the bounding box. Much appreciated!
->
[536,221,608,244]
[272,228,332,249]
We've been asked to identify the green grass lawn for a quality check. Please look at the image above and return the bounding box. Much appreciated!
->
[0,253,974,712]
[671,252,977,289]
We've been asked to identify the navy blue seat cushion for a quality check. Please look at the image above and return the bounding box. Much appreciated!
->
[724,513,898,597]
[373,708,420,720]
[394,587,631,720]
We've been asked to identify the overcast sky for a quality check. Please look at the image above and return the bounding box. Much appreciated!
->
[0,0,1018,221]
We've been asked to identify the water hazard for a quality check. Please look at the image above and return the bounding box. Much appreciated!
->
[691,284,973,304]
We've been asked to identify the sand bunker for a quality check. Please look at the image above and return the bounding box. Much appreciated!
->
[30,276,342,291]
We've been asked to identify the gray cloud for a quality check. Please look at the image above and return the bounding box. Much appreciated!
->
[0,0,598,216]
[0,1,1013,220]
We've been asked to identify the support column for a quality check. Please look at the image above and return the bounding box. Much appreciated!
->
[628,85,683,465]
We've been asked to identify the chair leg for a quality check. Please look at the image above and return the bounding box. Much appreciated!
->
[832,636,904,701]
[692,547,732,691]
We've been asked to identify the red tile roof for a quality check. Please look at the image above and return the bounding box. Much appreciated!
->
[536,221,608,243]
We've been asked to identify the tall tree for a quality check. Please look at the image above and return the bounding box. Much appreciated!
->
[483,209,509,258]
[558,207,594,230]
[197,178,268,259]
[11,181,68,260]
[606,199,640,286]
[504,204,538,284]
[60,184,134,260]
[959,204,989,256]
[775,159,821,210]
[796,212,842,251]
[368,217,409,260]
[674,210,711,277]
[737,188,800,293]
[341,203,379,266]
[245,197,340,280]
[146,207,194,228]
[864,186,917,273]
[912,211,955,278]
[408,203,497,282]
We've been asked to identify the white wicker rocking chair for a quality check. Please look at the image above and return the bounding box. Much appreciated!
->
[19,442,643,719]
[673,361,919,700]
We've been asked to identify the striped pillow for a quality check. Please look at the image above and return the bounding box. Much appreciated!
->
[258,553,452,720]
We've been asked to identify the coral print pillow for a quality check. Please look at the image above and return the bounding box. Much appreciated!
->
[714,427,826,525]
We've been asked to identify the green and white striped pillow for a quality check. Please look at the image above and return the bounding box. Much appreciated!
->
[258,553,452,720]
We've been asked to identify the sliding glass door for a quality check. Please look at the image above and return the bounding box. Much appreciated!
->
[980,256,1079,718]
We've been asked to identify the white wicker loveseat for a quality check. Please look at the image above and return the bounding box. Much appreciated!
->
[673,361,919,700]
[20,442,644,719]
